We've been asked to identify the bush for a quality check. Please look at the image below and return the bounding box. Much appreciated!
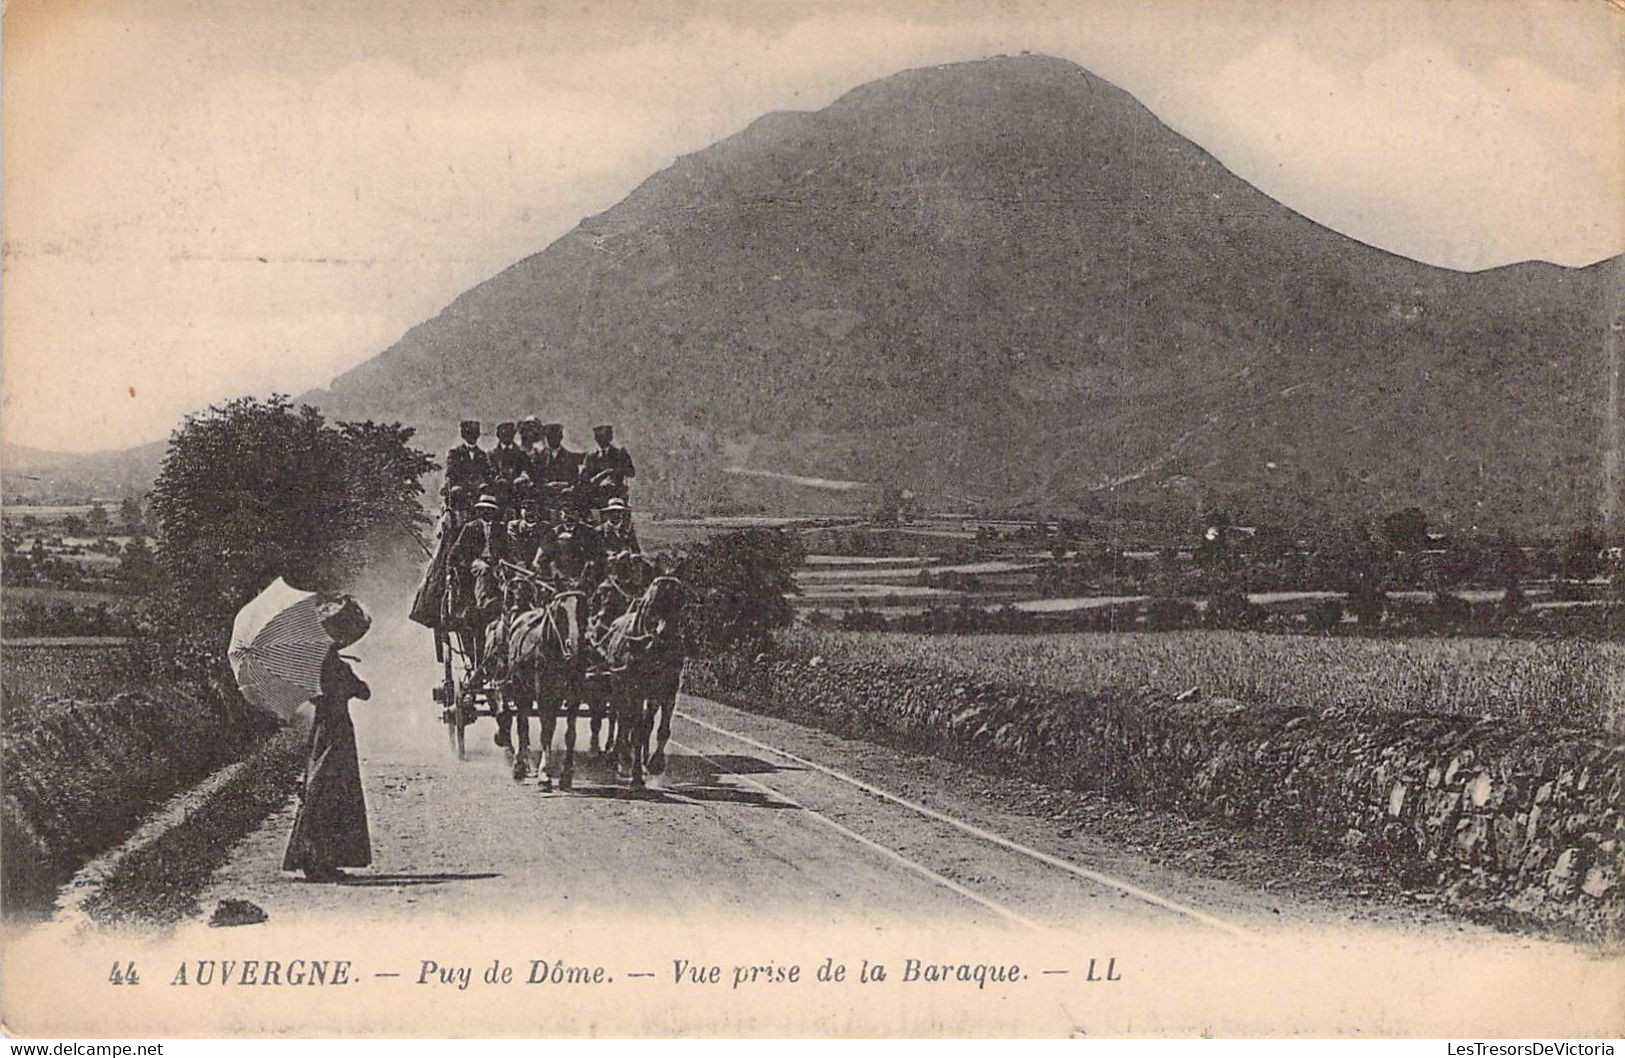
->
[1306,597,1344,631]
[1205,590,1264,629]
[1431,590,1473,626]
[680,528,803,653]
[1146,597,1199,631]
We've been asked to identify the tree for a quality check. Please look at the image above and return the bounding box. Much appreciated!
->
[148,395,437,631]
[1381,507,1429,552]
[87,503,110,531]
[1491,530,1526,590]
[119,496,145,535]
[1562,525,1604,583]
[118,535,160,595]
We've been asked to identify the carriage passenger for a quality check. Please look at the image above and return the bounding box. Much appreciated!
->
[581,424,634,509]
[595,495,640,554]
[489,420,528,515]
[532,422,581,518]
[445,419,492,495]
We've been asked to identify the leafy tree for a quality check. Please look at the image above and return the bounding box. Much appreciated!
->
[148,394,437,632]
[119,496,145,535]
[87,503,110,531]
[118,534,160,595]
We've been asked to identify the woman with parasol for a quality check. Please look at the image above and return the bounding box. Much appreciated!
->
[281,634,372,882]
[228,580,374,882]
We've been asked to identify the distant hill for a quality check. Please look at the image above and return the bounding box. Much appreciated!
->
[20,55,1622,533]
[2,440,165,503]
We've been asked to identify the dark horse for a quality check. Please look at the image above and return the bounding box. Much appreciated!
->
[494,575,589,790]
[598,575,690,789]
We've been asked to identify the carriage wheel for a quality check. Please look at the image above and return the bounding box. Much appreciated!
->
[442,640,466,759]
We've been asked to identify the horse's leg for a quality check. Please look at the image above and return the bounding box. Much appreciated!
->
[646,670,679,777]
[588,677,605,757]
[559,676,579,791]
[610,677,630,779]
[613,677,644,789]
[510,670,531,780]
[632,686,656,789]
[535,674,560,791]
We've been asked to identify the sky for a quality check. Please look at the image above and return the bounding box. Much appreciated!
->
[3,0,1621,453]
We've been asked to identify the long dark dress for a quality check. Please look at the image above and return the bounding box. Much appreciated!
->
[282,651,371,873]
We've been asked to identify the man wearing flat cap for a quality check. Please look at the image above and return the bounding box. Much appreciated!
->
[531,421,582,520]
[517,416,544,453]
[489,421,528,515]
[445,420,492,496]
[580,424,635,509]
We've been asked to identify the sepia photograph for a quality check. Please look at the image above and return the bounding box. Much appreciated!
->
[1,0,1621,1041]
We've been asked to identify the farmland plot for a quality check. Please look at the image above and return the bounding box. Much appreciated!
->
[784,628,1625,732]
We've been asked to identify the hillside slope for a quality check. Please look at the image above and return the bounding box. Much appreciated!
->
[204,56,1625,530]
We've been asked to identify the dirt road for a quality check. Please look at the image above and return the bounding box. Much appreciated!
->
[10,609,1619,1037]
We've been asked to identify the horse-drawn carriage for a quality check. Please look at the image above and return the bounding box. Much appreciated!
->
[413,490,690,791]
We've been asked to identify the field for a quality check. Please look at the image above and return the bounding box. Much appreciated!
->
[3,586,125,607]
[1,641,142,721]
[781,627,1625,733]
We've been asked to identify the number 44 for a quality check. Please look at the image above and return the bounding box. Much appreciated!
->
[108,961,140,985]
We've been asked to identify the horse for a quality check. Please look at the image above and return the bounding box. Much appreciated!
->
[498,570,589,790]
[598,574,691,789]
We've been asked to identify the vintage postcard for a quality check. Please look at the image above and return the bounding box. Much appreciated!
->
[2,0,1621,1040]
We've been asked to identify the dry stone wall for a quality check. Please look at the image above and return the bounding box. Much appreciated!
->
[686,644,1623,940]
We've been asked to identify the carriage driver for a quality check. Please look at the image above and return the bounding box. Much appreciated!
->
[587,549,646,641]
[449,492,511,690]
[506,498,551,573]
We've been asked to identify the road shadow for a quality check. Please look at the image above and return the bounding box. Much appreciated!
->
[337,871,502,888]
[527,751,799,809]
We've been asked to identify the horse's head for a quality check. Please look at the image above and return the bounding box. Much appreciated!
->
[504,572,538,613]
[640,575,695,646]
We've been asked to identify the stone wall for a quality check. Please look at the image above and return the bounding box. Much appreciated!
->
[686,644,1623,940]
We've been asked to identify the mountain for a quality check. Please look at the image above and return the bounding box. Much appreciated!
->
[35,54,1624,532]
[2,440,166,503]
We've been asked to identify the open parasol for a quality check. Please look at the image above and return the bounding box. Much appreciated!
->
[228,578,368,720]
